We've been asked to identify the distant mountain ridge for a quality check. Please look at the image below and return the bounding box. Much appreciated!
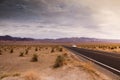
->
[0,35,120,43]
[0,35,34,41]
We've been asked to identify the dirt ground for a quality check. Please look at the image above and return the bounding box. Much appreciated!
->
[0,45,118,80]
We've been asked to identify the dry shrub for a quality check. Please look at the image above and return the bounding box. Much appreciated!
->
[63,53,68,57]
[31,54,38,62]
[0,72,20,79]
[59,48,63,52]
[35,48,38,51]
[10,49,14,53]
[80,61,95,72]
[0,73,10,79]
[23,71,40,80]
[0,50,2,55]
[53,55,65,68]
[51,48,54,53]
[12,73,21,77]
[19,52,24,57]
[25,50,29,55]
[53,53,75,68]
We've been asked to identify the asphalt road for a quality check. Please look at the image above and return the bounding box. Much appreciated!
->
[65,47,120,75]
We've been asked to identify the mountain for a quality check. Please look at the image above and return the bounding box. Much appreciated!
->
[0,35,34,41]
[0,35,120,43]
[54,37,120,43]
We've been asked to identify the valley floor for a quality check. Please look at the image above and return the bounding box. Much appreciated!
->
[0,45,118,80]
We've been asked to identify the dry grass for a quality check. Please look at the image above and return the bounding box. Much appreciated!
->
[79,61,100,79]
[23,71,40,80]
[0,72,21,79]
[77,43,120,53]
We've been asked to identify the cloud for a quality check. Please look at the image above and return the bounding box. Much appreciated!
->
[0,0,97,28]
[0,0,120,39]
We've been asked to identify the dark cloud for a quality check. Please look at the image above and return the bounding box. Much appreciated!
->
[0,0,102,38]
[0,0,39,19]
[0,0,92,19]
[0,0,5,4]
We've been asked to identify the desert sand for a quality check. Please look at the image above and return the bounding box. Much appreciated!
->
[0,44,118,80]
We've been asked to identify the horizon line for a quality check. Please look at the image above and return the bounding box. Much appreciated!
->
[1,35,120,40]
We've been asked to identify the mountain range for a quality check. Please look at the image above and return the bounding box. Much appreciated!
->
[0,35,120,43]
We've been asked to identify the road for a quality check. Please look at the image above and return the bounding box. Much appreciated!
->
[65,47,120,75]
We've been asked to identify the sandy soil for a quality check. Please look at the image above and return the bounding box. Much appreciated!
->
[0,45,118,80]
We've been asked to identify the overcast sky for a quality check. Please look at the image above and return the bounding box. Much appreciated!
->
[0,0,120,39]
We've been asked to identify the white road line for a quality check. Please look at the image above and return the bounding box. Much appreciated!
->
[69,48,120,73]
[77,52,120,73]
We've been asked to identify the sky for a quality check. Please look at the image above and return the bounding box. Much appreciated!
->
[0,0,120,39]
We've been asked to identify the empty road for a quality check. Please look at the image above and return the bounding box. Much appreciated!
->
[65,47,120,75]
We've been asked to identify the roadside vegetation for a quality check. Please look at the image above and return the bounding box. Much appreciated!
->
[77,43,120,53]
